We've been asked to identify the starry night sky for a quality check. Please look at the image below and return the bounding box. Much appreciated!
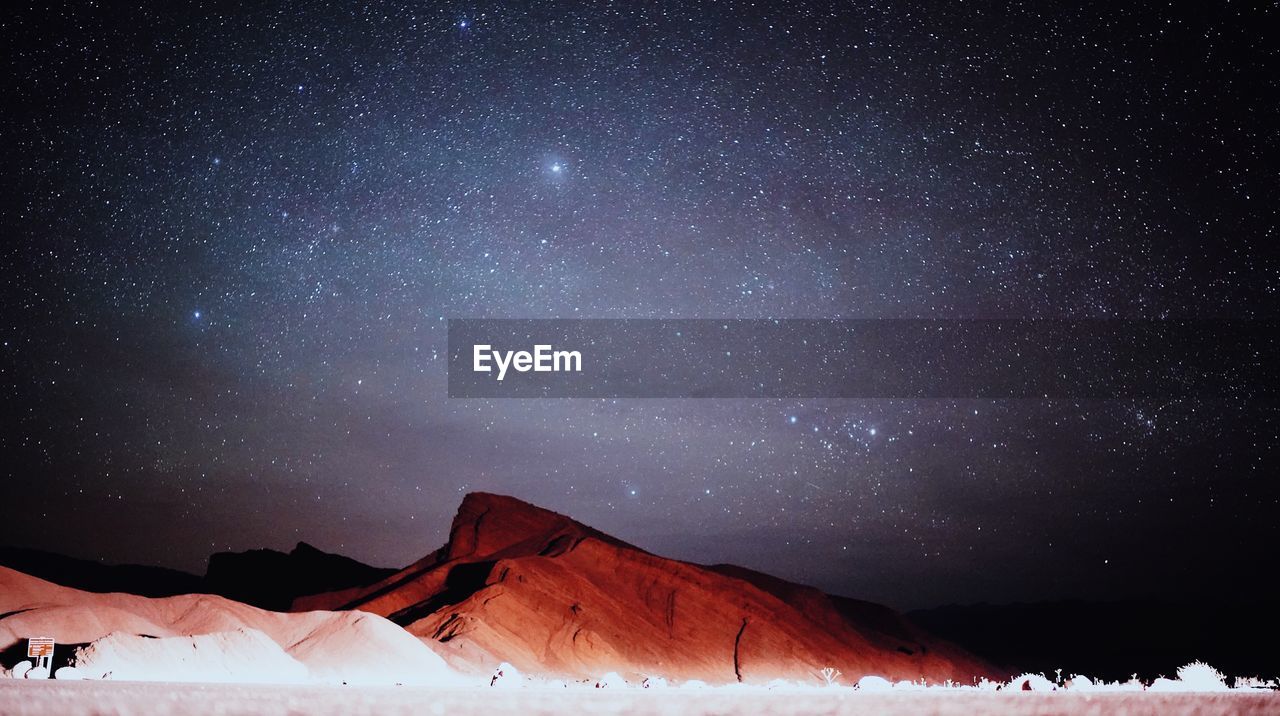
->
[2,1,1275,609]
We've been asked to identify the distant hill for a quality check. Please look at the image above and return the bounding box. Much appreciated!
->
[0,542,396,612]
[0,546,203,598]
[205,542,399,612]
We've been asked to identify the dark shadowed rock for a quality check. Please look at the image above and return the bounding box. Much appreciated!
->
[0,546,204,598]
[908,600,1280,683]
[204,542,397,611]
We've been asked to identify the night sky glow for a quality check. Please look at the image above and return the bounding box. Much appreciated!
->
[2,1,1275,609]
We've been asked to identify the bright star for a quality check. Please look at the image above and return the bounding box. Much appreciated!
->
[551,163,562,173]
[193,310,202,319]
[788,415,798,424]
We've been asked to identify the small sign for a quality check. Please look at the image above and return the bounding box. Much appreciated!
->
[27,637,55,658]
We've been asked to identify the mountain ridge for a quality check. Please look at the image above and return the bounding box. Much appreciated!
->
[295,492,998,684]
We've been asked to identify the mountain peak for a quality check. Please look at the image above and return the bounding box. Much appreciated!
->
[445,492,589,561]
[290,541,323,556]
[299,492,996,683]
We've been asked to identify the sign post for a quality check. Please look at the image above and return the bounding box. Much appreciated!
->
[27,637,55,678]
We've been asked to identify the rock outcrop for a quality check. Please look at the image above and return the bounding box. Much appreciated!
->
[297,492,996,685]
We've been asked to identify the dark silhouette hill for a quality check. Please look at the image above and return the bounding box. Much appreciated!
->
[0,542,396,612]
[908,600,1280,683]
[204,541,398,612]
[0,546,203,598]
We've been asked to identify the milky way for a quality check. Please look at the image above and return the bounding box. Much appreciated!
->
[2,1,1275,608]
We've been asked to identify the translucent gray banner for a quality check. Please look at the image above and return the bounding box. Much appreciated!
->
[447,319,1275,399]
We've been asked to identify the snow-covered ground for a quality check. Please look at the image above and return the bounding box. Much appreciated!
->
[5,567,1277,713]
[1,680,1278,716]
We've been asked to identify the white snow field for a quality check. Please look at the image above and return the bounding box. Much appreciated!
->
[1,680,1278,716]
[4,567,1277,714]
[0,566,456,686]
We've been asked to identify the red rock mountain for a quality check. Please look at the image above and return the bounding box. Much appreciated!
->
[296,492,997,685]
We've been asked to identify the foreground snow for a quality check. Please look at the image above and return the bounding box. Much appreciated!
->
[1,680,1277,716]
[0,566,455,686]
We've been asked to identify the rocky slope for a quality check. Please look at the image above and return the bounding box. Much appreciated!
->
[297,492,997,685]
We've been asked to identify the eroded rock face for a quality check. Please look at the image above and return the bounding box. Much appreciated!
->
[298,492,999,685]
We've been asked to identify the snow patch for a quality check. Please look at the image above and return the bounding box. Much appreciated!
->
[286,613,452,686]
[489,662,521,688]
[594,671,626,688]
[74,629,309,684]
[54,666,84,680]
[856,675,893,692]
